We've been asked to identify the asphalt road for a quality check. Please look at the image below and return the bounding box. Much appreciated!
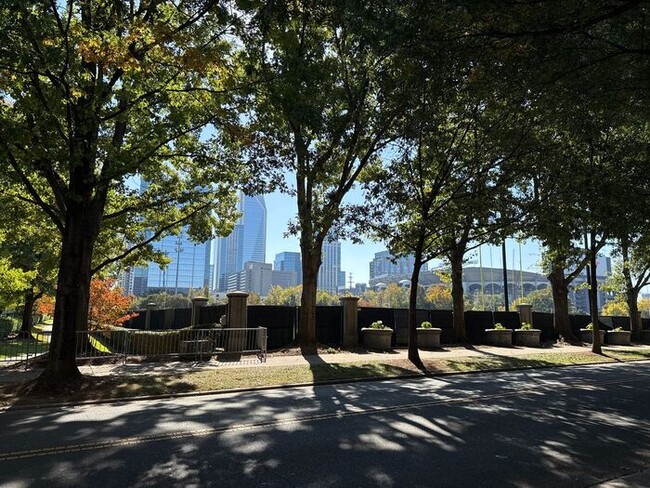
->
[1,362,649,488]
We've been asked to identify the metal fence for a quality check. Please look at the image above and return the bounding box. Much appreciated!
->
[0,327,267,365]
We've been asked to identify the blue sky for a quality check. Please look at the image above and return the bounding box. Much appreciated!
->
[263,190,545,285]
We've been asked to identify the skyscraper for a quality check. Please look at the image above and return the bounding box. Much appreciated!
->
[274,251,302,286]
[213,193,267,291]
[318,239,341,294]
[145,229,211,294]
[120,179,212,296]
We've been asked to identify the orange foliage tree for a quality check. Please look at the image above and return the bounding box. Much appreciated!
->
[37,279,137,329]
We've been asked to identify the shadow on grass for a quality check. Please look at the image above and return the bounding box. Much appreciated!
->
[602,348,650,361]
[0,373,198,408]
[431,355,573,374]
[306,361,417,383]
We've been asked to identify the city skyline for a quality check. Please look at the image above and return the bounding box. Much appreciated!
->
[212,193,267,292]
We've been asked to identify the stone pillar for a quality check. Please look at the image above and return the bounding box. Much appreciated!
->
[340,296,360,348]
[144,302,157,330]
[191,296,209,326]
[517,303,533,327]
[226,291,249,352]
[226,291,249,329]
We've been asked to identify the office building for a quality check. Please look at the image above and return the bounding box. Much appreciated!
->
[369,250,430,286]
[318,239,341,294]
[274,252,302,286]
[213,193,267,291]
[226,261,295,296]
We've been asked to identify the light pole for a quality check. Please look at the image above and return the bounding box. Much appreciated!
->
[502,240,509,312]
[174,236,183,296]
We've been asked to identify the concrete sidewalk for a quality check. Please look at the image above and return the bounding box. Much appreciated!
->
[2,342,645,383]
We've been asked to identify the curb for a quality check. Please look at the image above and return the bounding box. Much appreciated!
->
[3,357,649,412]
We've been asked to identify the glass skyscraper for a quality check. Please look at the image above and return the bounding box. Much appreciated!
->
[146,229,211,294]
[274,252,302,285]
[121,178,219,296]
[318,239,341,294]
[213,193,267,291]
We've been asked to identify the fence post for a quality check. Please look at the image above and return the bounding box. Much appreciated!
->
[340,296,360,348]
[144,302,157,330]
[517,303,533,326]
[226,291,248,328]
[191,296,209,326]
[226,291,248,352]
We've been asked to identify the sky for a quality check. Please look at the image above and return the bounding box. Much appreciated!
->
[263,190,546,285]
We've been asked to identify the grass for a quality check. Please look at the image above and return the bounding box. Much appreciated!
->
[1,347,649,408]
[0,339,49,361]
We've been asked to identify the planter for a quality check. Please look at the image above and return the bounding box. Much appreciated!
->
[580,329,605,344]
[642,330,650,344]
[417,328,442,349]
[485,329,513,347]
[513,329,541,347]
[607,330,631,346]
[361,328,394,350]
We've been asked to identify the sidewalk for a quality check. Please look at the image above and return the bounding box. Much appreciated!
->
[1,342,636,383]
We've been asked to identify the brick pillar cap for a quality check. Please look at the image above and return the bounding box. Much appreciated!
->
[339,296,360,302]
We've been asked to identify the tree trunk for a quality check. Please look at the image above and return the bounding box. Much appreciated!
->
[39,206,99,387]
[589,235,602,354]
[20,289,35,336]
[450,251,466,343]
[19,289,40,338]
[627,290,642,341]
[298,250,320,354]
[548,266,577,342]
[621,240,642,340]
[408,255,423,367]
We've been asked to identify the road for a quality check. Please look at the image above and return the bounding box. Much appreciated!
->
[1,362,649,487]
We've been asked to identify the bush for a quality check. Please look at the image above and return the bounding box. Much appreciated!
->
[0,316,20,338]
[519,322,533,330]
[419,321,433,329]
[585,323,593,330]
[612,326,624,332]
[493,322,505,330]
[369,320,389,330]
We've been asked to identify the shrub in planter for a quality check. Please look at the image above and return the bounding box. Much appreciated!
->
[513,322,541,347]
[417,321,442,349]
[361,320,394,350]
[607,327,631,346]
[485,323,513,347]
[580,323,605,344]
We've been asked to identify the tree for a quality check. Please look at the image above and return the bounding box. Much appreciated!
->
[0,1,243,386]
[240,1,403,353]
[0,190,59,335]
[39,278,137,329]
[638,297,650,318]
[0,234,35,310]
[512,287,563,314]
[601,299,628,317]
[263,285,339,306]
[87,278,136,329]
[135,293,190,310]
[425,285,452,310]
[264,286,302,306]
[602,232,650,339]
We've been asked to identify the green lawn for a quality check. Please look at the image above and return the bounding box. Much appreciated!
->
[0,339,49,361]
[2,348,649,408]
